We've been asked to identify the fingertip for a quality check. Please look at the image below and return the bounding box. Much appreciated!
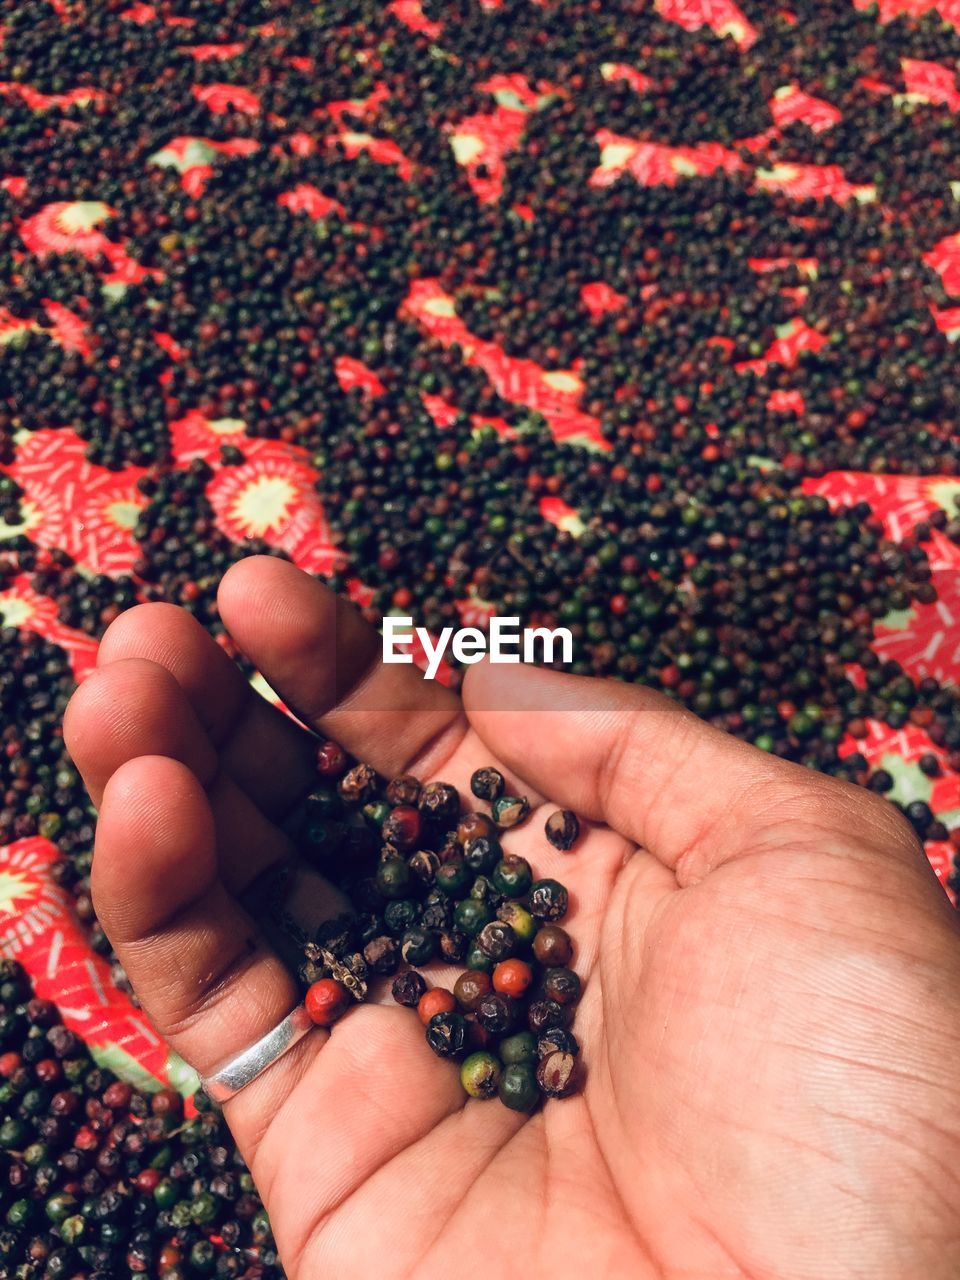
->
[94,754,217,932]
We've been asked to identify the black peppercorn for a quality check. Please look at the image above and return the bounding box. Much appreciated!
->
[363,936,400,975]
[386,775,422,807]
[527,998,570,1034]
[476,992,522,1035]
[418,782,460,825]
[463,834,501,874]
[476,921,517,961]
[528,879,569,921]
[425,1012,468,1059]
[543,967,581,1007]
[545,810,580,851]
[470,768,505,802]
[338,764,379,806]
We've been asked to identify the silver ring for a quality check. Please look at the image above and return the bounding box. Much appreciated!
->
[200,1004,315,1103]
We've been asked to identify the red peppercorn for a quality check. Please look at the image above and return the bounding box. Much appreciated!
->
[102,1081,132,1110]
[35,1058,60,1083]
[493,959,533,998]
[0,1051,22,1077]
[417,988,457,1026]
[135,1168,161,1193]
[316,740,348,778]
[306,978,351,1026]
[382,805,422,850]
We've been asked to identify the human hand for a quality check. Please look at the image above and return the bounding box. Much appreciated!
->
[64,556,960,1280]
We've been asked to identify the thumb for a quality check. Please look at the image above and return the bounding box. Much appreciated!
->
[462,661,923,886]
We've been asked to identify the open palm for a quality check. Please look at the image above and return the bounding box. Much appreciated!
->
[64,557,960,1280]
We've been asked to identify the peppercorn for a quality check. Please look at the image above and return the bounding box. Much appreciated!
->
[316,742,348,779]
[498,1064,541,1113]
[436,859,472,897]
[545,810,580,851]
[384,900,420,935]
[391,971,427,1008]
[470,768,505,803]
[401,927,435,966]
[363,936,400,975]
[476,921,517,961]
[456,812,495,845]
[305,979,351,1027]
[492,796,531,829]
[418,989,457,1026]
[386,775,422,807]
[536,1029,580,1060]
[408,849,440,888]
[460,1052,502,1100]
[532,925,573,967]
[493,959,534,998]
[418,782,460,825]
[528,880,569,922]
[425,1012,468,1059]
[338,764,379,806]
[453,970,492,1013]
[543,967,581,1007]
[463,834,501,874]
[375,857,412,900]
[527,998,570,1034]
[465,944,494,974]
[492,856,533,897]
[382,806,422,851]
[497,902,538,945]
[476,992,522,1035]
[454,898,493,937]
[536,1052,578,1099]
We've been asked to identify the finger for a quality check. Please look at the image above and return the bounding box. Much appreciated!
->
[217,556,466,777]
[93,754,321,1156]
[64,656,293,895]
[463,661,921,883]
[97,602,317,819]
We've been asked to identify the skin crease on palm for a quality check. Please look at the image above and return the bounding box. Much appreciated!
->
[61,555,960,1280]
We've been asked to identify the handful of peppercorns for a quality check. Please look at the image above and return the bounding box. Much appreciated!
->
[292,743,582,1112]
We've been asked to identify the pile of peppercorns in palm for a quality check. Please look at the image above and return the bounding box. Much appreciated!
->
[4,0,960,1271]
[0,959,282,1280]
[295,749,582,1111]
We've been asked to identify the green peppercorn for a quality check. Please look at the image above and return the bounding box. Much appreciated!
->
[401,927,434,966]
[497,901,537,945]
[45,1193,77,1224]
[498,1063,540,1112]
[154,1179,179,1209]
[191,1191,218,1225]
[460,1051,502,1099]
[375,856,412,900]
[492,856,532,897]
[465,943,493,973]
[492,795,530,828]
[454,898,493,937]
[500,1031,537,1065]
[436,858,472,896]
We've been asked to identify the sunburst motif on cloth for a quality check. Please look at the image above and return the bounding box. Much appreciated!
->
[0,429,146,576]
[205,439,344,574]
